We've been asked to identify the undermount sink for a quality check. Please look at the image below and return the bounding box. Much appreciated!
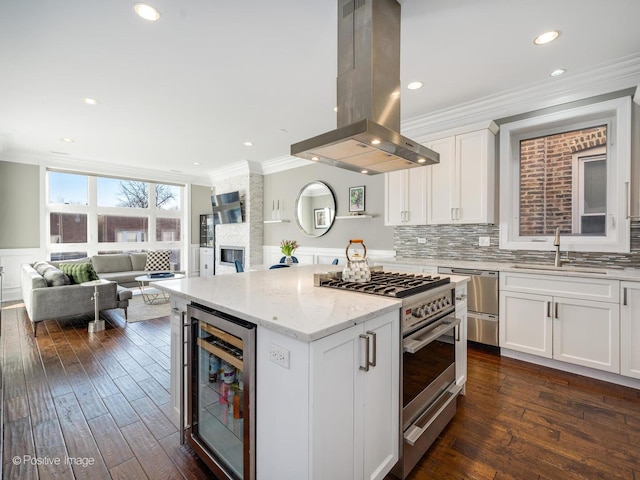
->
[511,264,609,275]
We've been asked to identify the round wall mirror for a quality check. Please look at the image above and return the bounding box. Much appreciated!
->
[294,181,336,237]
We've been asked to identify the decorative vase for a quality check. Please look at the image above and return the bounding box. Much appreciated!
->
[285,255,293,265]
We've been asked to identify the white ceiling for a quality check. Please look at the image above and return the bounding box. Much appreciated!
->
[1,0,640,181]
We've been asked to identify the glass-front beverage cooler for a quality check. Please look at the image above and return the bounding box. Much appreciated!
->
[187,303,256,480]
[200,214,214,247]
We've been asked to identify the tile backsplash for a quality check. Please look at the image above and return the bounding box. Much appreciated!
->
[394,221,640,269]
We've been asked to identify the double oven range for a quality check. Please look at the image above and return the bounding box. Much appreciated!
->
[316,267,464,479]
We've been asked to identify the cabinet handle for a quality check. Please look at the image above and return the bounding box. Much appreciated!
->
[359,334,370,371]
[623,287,628,306]
[555,302,559,319]
[546,301,550,318]
[366,330,377,367]
[450,208,455,221]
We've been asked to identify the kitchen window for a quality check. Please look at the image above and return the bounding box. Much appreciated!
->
[499,96,632,253]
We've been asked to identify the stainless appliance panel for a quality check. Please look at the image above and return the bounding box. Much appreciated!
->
[187,303,256,480]
[438,267,499,346]
[468,312,499,347]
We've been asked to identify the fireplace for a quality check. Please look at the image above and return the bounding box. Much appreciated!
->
[220,246,245,266]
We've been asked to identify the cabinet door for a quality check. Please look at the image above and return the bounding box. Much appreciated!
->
[405,167,427,225]
[621,282,640,379]
[199,247,213,277]
[553,297,620,373]
[384,171,407,226]
[170,296,189,427]
[310,312,399,480]
[311,325,361,480]
[361,313,399,480]
[500,291,552,357]
[426,136,456,224]
[457,129,494,224]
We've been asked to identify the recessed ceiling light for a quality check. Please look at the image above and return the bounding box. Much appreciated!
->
[333,106,338,112]
[550,68,566,77]
[243,141,254,147]
[534,30,559,45]
[61,137,74,143]
[361,170,368,174]
[417,158,426,163]
[82,97,98,105]
[134,3,160,21]
[407,81,423,90]
[371,139,381,145]
[193,162,201,166]
[311,156,319,161]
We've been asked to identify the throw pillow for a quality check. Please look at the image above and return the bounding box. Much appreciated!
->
[59,262,100,284]
[43,267,71,287]
[34,261,53,276]
[144,250,171,271]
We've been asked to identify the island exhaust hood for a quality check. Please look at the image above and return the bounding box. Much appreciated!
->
[290,0,439,175]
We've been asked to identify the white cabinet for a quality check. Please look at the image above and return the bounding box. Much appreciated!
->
[256,311,399,480]
[384,167,427,226]
[170,295,189,427]
[455,282,468,389]
[310,312,399,480]
[425,126,496,225]
[199,247,214,277]
[621,281,640,379]
[500,272,620,373]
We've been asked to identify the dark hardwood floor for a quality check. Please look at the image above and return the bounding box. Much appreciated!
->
[1,300,639,479]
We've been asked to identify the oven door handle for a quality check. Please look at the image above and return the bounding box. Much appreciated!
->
[405,383,463,446]
[403,316,461,354]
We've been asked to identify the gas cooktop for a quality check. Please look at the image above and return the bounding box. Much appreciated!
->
[314,267,450,298]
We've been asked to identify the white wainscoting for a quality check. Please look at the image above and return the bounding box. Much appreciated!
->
[0,248,44,301]
[262,245,395,268]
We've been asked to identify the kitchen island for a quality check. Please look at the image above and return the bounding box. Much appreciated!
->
[156,265,469,480]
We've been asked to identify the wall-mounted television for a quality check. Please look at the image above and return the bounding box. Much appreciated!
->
[211,191,243,225]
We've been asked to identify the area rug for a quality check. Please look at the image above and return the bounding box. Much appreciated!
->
[125,291,171,323]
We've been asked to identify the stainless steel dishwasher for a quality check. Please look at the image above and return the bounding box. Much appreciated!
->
[438,267,499,347]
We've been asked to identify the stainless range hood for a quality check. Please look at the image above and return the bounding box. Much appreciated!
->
[290,0,439,175]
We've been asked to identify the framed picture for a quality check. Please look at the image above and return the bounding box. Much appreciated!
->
[314,207,330,229]
[349,186,365,213]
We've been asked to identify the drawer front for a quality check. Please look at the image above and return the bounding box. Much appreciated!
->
[500,272,619,303]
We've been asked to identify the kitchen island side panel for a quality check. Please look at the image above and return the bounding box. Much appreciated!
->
[256,326,311,479]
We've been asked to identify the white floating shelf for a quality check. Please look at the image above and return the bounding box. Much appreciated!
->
[263,219,290,224]
[335,215,374,220]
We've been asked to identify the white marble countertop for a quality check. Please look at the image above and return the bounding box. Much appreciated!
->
[373,256,640,281]
[153,264,469,342]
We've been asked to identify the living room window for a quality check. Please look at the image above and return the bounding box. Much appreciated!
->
[46,171,184,268]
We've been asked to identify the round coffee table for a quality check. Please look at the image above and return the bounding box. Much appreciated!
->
[134,274,185,305]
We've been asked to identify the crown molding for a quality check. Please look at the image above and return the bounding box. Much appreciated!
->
[260,155,311,175]
[401,53,640,138]
[206,159,265,183]
[0,149,207,185]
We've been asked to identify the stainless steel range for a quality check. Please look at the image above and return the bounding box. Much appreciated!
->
[315,267,463,479]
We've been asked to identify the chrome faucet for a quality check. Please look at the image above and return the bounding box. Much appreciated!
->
[553,227,562,267]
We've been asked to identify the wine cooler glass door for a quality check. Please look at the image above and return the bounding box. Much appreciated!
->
[188,304,255,480]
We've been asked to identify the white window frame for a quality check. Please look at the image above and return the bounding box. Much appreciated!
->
[572,149,606,234]
[45,171,185,264]
[499,96,631,253]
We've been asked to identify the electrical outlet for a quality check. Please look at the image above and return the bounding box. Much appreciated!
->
[417,237,427,244]
[269,343,290,369]
[479,236,490,247]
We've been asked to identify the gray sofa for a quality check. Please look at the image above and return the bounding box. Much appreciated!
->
[20,252,176,335]
[89,252,151,288]
[21,260,132,336]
